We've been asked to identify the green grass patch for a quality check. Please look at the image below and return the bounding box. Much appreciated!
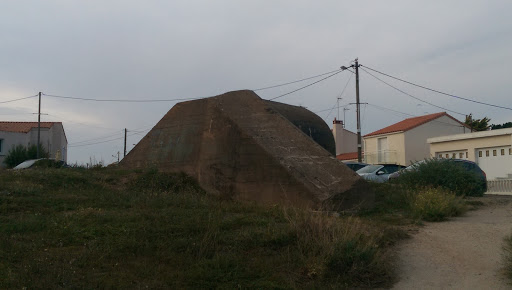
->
[0,167,405,288]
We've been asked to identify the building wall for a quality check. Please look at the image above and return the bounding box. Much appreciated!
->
[404,115,467,165]
[0,131,30,165]
[429,131,512,179]
[0,123,67,167]
[364,132,404,165]
[332,121,357,155]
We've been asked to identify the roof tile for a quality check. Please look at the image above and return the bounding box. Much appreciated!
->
[364,112,464,137]
[0,122,57,133]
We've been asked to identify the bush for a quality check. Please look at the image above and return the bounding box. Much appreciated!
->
[408,187,467,221]
[394,159,486,196]
[3,143,49,168]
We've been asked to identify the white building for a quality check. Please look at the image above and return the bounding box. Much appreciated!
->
[0,122,67,166]
[428,128,512,180]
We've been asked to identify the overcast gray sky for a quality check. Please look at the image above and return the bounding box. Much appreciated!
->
[1,1,511,165]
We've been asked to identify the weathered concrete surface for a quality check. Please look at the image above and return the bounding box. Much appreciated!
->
[121,90,373,210]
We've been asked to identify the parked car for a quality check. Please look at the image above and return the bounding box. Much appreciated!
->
[356,164,406,183]
[343,161,369,172]
[388,158,487,191]
[13,158,67,169]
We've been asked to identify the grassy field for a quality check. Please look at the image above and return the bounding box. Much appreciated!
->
[0,167,412,288]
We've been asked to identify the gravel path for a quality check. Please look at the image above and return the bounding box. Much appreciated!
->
[393,196,512,290]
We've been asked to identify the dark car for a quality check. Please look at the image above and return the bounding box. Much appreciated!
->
[389,158,487,191]
[343,161,369,172]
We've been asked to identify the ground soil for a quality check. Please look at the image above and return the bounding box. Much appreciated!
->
[393,195,512,289]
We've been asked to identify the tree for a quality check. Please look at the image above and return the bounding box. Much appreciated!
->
[491,122,512,130]
[465,114,491,131]
[3,143,49,168]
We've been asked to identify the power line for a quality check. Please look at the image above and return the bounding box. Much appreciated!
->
[362,65,512,111]
[253,69,342,91]
[0,95,38,104]
[68,131,143,147]
[366,103,467,129]
[42,93,201,103]
[325,73,353,119]
[360,67,466,116]
[268,70,343,101]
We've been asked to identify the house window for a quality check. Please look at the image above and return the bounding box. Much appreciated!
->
[438,154,442,158]
[501,149,505,156]
[0,139,3,153]
[445,154,449,158]
[459,152,463,158]
[465,152,468,158]
[486,150,489,157]
[493,150,497,156]
[452,153,456,158]
[478,151,482,157]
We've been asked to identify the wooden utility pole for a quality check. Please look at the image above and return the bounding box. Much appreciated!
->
[37,92,41,158]
[354,59,362,162]
[124,128,127,157]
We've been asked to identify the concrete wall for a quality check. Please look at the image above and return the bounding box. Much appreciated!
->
[0,131,29,165]
[404,115,466,165]
[332,120,357,155]
[429,129,512,179]
[121,90,374,210]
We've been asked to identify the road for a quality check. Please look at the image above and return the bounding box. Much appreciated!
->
[393,195,512,289]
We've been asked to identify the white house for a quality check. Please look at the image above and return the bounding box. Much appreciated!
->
[0,122,67,166]
[363,112,468,165]
[428,128,512,180]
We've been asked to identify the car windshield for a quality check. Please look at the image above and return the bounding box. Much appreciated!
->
[357,165,381,174]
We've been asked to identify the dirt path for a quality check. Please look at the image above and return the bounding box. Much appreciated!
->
[393,196,512,290]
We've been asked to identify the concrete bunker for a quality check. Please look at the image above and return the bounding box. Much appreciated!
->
[121,90,373,210]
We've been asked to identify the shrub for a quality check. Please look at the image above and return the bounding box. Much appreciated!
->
[3,143,49,168]
[394,159,486,196]
[408,187,467,221]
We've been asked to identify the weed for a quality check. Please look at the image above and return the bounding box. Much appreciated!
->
[409,187,467,221]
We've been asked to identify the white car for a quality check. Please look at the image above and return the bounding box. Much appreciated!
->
[356,164,406,183]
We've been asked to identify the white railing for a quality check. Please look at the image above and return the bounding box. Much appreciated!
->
[487,179,512,193]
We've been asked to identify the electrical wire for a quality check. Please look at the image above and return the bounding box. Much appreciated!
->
[324,73,353,119]
[362,65,512,111]
[42,93,201,103]
[366,103,467,129]
[0,95,38,104]
[253,69,342,91]
[268,70,343,101]
[68,131,143,147]
[360,67,466,116]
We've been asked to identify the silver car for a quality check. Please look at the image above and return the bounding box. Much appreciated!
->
[356,164,406,183]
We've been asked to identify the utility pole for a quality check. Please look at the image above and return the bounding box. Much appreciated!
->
[341,58,362,162]
[343,108,350,128]
[37,92,41,158]
[124,128,127,157]
[337,97,342,120]
[355,58,362,162]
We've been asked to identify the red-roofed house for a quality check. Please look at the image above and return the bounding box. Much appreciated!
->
[363,112,468,165]
[0,122,67,166]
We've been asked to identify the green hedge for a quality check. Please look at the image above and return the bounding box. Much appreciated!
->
[393,159,486,197]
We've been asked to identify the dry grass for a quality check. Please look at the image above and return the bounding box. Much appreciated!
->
[0,167,406,288]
